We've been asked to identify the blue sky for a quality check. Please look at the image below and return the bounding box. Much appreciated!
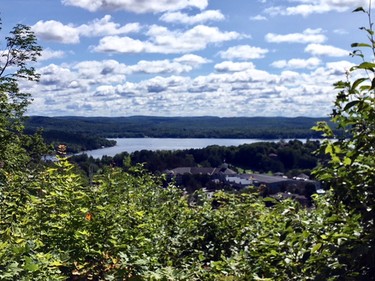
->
[1,0,370,117]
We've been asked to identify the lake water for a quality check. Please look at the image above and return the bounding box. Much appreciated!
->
[81,138,313,159]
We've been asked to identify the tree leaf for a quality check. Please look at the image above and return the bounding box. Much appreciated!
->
[351,42,371,48]
[343,157,352,166]
[311,243,322,253]
[352,7,365,13]
[351,78,367,90]
[344,100,360,111]
[357,62,375,71]
[24,257,39,272]
[371,78,375,90]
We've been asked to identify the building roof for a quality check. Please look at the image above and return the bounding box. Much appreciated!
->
[225,175,252,185]
[170,166,236,176]
[249,174,290,184]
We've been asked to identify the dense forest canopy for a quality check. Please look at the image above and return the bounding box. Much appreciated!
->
[0,4,374,281]
[25,115,333,139]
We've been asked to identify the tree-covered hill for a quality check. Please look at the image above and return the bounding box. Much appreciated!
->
[25,115,333,139]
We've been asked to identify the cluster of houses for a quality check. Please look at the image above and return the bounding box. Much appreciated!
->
[165,164,322,204]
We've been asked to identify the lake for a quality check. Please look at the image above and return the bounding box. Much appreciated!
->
[81,138,314,159]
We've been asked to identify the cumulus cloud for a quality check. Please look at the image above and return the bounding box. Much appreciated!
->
[73,60,128,84]
[32,16,140,44]
[78,15,141,36]
[219,45,269,60]
[265,0,368,16]
[160,10,225,25]
[25,57,351,117]
[21,0,359,118]
[173,54,211,65]
[305,43,349,57]
[325,60,354,75]
[94,25,244,54]
[40,48,66,61]
[128,60,193,74]
[92,36,146,53]
[215,61,255,72]
[61,0,208,13]
[38,64,76,88]
[32,20,80,44]
[265,28,326,44]
[271,57,321,69]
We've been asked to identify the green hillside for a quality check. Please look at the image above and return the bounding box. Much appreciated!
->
[26,116,333,139]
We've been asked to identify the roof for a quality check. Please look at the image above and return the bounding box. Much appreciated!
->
[225,175,252,185]
[170,166,236,176]
[296,173,310,180]
[249,174,290,184]
[170,167,192,175]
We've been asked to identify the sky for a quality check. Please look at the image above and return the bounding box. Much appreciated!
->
[1,0,371,117]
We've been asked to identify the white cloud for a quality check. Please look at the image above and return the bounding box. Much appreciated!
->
[219,45,269,60]
[26,57,352,117]
[265,28,326,44]
[32,20,80,44]
[128,60,193,74]
[265,0,368,16]
[325,60,354,75]
[160,10,225,25]
[40,48,66,61]
[215,61,255,72]
[73,60,128,84]
[173,54,211,65]
[30,60,129,108]
[305,43,349,56]
[142,75,189,93]
[266,4,332,17]
[95,25,244,54]
[271,57,321,69]
[333,29,348,35]
[279,70,301,83]
[250,15,268,21]
[32,16,140,44]
[38,64,76,88]
[93,36,146,53]
[61,0,208,13]
[78,15,140,36]
[0,50,10,65]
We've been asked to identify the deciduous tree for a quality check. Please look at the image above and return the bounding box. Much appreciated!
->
[0,19,42,173]
[313,3,375,278]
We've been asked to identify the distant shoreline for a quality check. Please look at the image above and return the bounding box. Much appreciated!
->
[25,115,334,140]
[79,137,322,158]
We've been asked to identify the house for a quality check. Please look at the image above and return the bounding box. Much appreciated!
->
[166,166,321,198]
[247,174,294,194]
[167,165,236,185]
[225,175,253,189]
[294,173,310,180]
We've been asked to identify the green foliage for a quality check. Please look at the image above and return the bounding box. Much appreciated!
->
[71,139,320,179]
[0,22,41,127]
[313,3,375,278]
[0,154,365,280]
[1,8,374,280]
[0,18,44,174]
[23,128,117,153]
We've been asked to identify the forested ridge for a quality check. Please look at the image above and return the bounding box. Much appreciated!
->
[1,5,374,281]
[25,115,334,154]
[25,115,333,139]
